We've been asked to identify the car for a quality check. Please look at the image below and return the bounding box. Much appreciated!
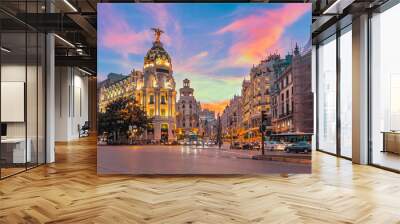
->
[264,141,287,151]
[285,141,311,153]
[251,142,261,150]
[242,143,253,150]
[230,142,242,149]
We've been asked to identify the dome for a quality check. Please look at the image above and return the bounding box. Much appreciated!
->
[144,42,172,69]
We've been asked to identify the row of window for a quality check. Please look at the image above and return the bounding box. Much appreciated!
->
[181,122,199,128]
[279,73,292,90]
[149,95,167,104]
[149,109,168,117]
[272,101,294,119]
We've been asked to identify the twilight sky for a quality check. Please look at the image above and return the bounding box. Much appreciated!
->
[98,3,311,114]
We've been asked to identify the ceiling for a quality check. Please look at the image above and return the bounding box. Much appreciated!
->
[311,0,390,43]
[0,0,394,75]
[1,0,98,74]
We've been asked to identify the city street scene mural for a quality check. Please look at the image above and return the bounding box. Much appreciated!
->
[97,3,313,174]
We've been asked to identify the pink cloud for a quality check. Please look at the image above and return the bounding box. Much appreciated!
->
[138,4,170,31]
[174,51,209,73]
[99,4,151,56]
[99,4,182,60]
[215,3,310,67]
[136,4,183,48]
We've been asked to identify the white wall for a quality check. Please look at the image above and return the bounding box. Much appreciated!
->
[1,65,41,138]
[1,65,26,138]
[1,63,46,164]
[54,67,89,141]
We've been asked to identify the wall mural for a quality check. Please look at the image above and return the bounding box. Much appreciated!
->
[97,3,313,174]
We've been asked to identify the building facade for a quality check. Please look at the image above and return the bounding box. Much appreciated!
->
[199,109,217,140]
[221,44,313,142]
[271,64,293,133]
[271,44,313,134]
[176,79,201,139]
[98,71,142,113]
[221,95,242,140]
[239,60,273,141]
[98,28,177,142]
[292,47,313,134]
[240,79,252,132]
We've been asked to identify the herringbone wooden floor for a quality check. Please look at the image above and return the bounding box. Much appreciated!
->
[1,136,400,224]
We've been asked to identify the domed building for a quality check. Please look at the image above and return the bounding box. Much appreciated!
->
[98,28,177,143]
[139,28,177,142]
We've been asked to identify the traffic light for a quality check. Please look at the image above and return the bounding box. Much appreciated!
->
[260,111,268,132]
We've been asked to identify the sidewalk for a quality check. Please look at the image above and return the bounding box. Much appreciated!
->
[206,143,311,164]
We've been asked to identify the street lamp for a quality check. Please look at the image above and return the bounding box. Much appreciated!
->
[260,111,268,156]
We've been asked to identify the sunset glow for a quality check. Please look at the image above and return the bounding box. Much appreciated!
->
[98,3,311,110]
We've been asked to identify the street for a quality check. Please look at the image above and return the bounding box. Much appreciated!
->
[98,144,311,174]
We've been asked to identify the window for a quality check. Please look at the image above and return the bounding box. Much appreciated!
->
[149,95,154,104]
[161,95,166,104]
[317,35,337,154]
[0,4,46,179]
[340,27,352,158]
[370,4,400,171]
[292,101,294,113]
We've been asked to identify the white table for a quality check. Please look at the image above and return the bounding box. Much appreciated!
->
[1,138,31,163]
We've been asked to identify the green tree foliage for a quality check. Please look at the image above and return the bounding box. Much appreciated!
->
[98,97,150,144]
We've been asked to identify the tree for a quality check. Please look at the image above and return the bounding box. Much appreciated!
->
[98,97,150,144]
[121,101,151,137]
